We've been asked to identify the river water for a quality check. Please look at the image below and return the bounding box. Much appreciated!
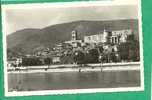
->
[8,70,140,92]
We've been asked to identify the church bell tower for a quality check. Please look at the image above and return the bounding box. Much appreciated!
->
[71,30,78,41]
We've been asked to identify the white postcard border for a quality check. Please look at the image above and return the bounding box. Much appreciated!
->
[1,0,144,97]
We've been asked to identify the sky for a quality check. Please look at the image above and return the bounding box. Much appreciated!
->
[2,2,139,35]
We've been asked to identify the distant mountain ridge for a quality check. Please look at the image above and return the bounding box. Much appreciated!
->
[7,19,139,54]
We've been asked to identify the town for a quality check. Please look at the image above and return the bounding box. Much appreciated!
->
[7,28,140,69]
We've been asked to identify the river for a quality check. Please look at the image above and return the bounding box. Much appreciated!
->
[8,70,140,92]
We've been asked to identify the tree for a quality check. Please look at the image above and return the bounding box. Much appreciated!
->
[73,50,85,64]
[44,57,52,65]
[85,48,99,63]
[118,43,129,61]
[118,34,140,62]
[128,40,140,61]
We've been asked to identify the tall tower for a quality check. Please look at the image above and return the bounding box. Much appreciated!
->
[103,29,108,43]
[71,30,78,41]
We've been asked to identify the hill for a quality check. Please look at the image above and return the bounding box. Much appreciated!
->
[7,19,139,55]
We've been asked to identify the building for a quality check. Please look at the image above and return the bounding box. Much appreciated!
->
[84,29,132,44]
[110,29,132,44]
[84,29,108,44]
[52,56,60,64]
[71,30,78,41]
[65,30,83,47]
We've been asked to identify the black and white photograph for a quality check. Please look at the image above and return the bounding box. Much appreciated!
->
[2,0,144,96]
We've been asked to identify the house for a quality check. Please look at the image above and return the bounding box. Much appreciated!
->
[52,56,60,64]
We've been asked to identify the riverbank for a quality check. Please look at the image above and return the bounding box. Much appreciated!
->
[7,62,141,74]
